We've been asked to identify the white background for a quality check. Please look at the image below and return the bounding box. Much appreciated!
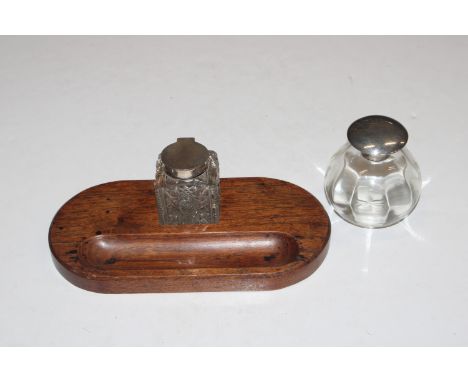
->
[1,36,467,346]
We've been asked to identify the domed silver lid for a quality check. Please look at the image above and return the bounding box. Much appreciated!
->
[161,138,209,179]
[347,115,408,162]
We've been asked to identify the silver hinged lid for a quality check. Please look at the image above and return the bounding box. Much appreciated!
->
[347,115,409,162]
[161,138,209,179]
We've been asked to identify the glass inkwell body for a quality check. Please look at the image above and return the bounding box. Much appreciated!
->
[155,138,220,225]
[324,115,422,228]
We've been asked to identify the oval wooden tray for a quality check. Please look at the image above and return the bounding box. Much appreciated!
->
[49,177,330,293]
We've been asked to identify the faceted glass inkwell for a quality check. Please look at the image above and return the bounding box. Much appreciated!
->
[155,138,220,225]
[324,115,422,228]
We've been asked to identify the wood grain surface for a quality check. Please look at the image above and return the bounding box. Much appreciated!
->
[49,177,331,293]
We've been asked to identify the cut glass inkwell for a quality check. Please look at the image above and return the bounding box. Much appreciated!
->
[155,138,220,225]
[324,115,422,228]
